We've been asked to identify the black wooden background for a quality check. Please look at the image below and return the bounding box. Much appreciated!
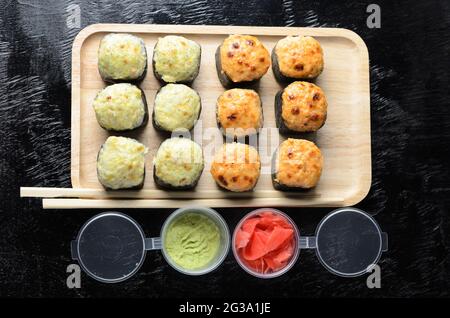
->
[0,0,449,297]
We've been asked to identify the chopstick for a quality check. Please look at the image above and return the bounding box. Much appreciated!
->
[22,187,344,209]
[42,197,344,209]
[20,187,323,200]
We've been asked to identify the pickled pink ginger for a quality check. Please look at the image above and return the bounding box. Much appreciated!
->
[235,211,295,274]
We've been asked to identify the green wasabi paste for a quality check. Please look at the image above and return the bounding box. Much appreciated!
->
[164,212,221,270]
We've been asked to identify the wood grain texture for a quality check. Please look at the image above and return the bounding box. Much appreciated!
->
[70,24,371,207]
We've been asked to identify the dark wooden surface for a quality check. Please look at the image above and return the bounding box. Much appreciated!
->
[0,0,449,297]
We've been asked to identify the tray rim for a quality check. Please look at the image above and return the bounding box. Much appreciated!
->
[71,23,371,207]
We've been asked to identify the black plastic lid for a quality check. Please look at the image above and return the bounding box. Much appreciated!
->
[71,212,146,283]
[315,208,388,277]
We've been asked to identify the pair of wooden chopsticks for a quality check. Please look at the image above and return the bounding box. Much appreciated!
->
[20,187,341,209]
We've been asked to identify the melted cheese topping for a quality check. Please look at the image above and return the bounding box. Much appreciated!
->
[275,36,324,79]
[153,35,201,83]
[153,138,204,187]
[274,138,323,188]
[210,143,260,192]
[217,89,262,138]
[154,84,201,131]
[97,136,148,189]
[98,33,147,80]
[93,83,146,130]
[220,35,270,82]
[281,81,327,132]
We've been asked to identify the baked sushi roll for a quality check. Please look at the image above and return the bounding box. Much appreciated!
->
[272,35,324,83]
[97,136,148,190]
[275,81,327,133]
[216,34,270,88]
[98,33,147,83]
[272,138,323,190]
[210,142,260,192]
[153,138,204,190]
[152,84,201,132]
[216,88,263,139]
[93,83,148,132]
[152,35,201,84]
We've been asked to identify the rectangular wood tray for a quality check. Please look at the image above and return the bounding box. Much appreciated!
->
[68,23,371,208]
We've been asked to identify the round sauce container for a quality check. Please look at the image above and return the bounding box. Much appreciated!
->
[232,208,300,278]
[161,207,230,275]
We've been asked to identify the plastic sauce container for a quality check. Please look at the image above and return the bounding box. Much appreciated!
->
[71,207,387,283]
[71,212,148,283]
[160,207,230,276]
[71,207,230,283]
[232,208,300,279]
[233,207,388,278]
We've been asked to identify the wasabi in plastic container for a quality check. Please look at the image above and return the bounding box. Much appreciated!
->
[71,207,230,283]
[71,207,387,282]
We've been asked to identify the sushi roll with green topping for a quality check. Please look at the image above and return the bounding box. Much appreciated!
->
[152,84,201,132]
[97,136,148,190]
[93,83,148,132]
[153,138,204,190]
[98,33,147,83]
[152,35,201,84]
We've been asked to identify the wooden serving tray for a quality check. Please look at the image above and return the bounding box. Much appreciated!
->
[67,23,371,208]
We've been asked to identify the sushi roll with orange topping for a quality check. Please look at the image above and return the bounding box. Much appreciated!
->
[210,142,261,192]
[272,138,323,190]
[216,35,270,88]
[216,88,263,139]
[272,35,324,83]
[275,81,327,134]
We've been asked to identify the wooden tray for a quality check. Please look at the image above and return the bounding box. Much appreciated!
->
[68,23,370,208]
